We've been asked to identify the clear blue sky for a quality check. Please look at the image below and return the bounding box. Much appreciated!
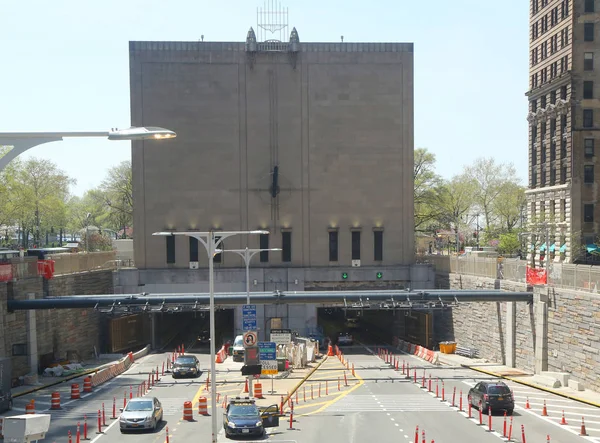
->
[1,0,529,196]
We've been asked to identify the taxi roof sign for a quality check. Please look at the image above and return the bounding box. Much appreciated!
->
[229,396,255,405]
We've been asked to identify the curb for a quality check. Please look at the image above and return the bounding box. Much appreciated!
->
[464,365,600,409]
[282,355,329,410]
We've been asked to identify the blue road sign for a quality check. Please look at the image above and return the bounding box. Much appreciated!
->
[258,342,276,361]
[243,319,257,331]
[242,304,257,331]
[242,305,257,318]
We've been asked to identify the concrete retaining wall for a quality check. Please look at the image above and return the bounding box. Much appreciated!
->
[0,270,114,379]
[435,272,600,393]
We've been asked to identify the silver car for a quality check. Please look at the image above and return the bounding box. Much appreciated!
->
[119,397,163,433]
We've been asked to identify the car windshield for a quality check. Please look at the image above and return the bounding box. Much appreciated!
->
[176,357,195,364]
[234,337,243,346]
[229,405,259,417]
[126,401,153,411]
[488,385,511,395]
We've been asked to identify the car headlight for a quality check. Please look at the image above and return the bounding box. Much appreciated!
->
[119,417,126,422]
[255,421,263,427]
[228,422,236,428]
[145,416,153,422]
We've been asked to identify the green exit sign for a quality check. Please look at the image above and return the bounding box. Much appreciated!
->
[376,272,383,279]
[342,272,348,280]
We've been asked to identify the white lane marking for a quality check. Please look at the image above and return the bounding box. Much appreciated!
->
[516,404,600,442]
[89,415,119,442]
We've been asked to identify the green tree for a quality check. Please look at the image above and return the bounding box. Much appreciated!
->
[10,158,74,247]
[497,232,521,255]
[414,148,444,231]
[81,161,133,236]
[464,158,519,231]
[435,175,477,251]
[492,182,527,233]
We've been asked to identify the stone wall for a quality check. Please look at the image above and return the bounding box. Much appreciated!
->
[1,270,114,379]
[435,271,600,393]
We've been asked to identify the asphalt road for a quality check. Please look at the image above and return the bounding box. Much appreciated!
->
[291,343,600,443]
[7,341,600,442]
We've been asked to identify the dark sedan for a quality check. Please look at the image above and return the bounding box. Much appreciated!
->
[223,397,279,439]
[172,355,201,379]
[468,381,514,415]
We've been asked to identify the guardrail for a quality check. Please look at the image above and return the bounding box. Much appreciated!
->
[421,254,600,293]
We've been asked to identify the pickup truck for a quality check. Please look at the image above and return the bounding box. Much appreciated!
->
[337,332,353,346]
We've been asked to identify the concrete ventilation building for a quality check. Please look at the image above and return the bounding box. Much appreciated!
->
[526,0,600,263]
[124,19,430,336]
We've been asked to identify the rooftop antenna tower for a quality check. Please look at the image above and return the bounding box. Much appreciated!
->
[257,0,288,42]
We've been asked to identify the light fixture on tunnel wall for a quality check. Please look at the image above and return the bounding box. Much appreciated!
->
[376,272,383,279]
[341,272,348,280]
[253,279,258,286]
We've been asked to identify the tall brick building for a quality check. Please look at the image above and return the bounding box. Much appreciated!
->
[526,0,600,263]
[126,26,421,294]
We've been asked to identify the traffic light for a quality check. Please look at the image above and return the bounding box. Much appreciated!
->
[342,272,348,280]
[376,272,383,279]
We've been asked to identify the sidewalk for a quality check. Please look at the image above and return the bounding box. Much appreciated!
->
[435,351,600,408]
[11,357,119,398]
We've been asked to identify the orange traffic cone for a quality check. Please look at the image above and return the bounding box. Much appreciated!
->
[327,345,334,356]
[525,397,530,409]
[580,417,588,436]
[542,400,548,416]
[244,379,249,393]
[560,410,568,425]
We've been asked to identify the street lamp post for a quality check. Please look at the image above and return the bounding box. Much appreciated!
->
[221,247,281,396]
[0,126,176,173]
[152,230,268,443]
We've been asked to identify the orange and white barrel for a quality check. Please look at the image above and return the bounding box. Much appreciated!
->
[183,401,193,421]
[71,383,81,399]
[51,392,61,409]
[254,383,264,399]
[198,397,208,416]
[83,377,93,393]
[25,401,35,414]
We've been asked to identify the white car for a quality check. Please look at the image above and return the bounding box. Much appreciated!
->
[338,333,353,346]
[232,335,245,361]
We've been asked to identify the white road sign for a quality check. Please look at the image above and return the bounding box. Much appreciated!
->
[270,328,292,345]
[261,359,278,375]
[243,331,257,348]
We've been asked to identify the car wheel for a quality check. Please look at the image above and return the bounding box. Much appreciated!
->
[482,403,489,414]
[507,409,514,416]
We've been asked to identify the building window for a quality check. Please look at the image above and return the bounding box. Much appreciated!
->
[584,109,594,128]
[585,139,595,157]
[189,237,198,262]
[550,119,556,137]
[585,165,595,183]
[533,0,539,15]
[351,231,361,261]
[550,141,556,161]
[585,0,595,13]
[584,204,594,222]
[561,138,567,158]
[541,168,547,185]
[561,165,568,184]
[259,234,269,262]
[373,231,383,261]
[532,100,537,112]
[550,167,556,185]
[328,231,338,262]
[561,85,567,99]
[550,91,556,104]
[281,231,291,262]
[213,236,223,263]
[561,115,567,133]
[584,81,594,99]
[550,200,556,221]
[12,344,27,356]
[166,235,175,264]
[585,23,595,42]
[532,147,537,166]
[585,52,594,71]
[532,167,538,187]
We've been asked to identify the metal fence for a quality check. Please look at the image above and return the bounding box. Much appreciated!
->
[421,254,600,293]
[48,251,117,275]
